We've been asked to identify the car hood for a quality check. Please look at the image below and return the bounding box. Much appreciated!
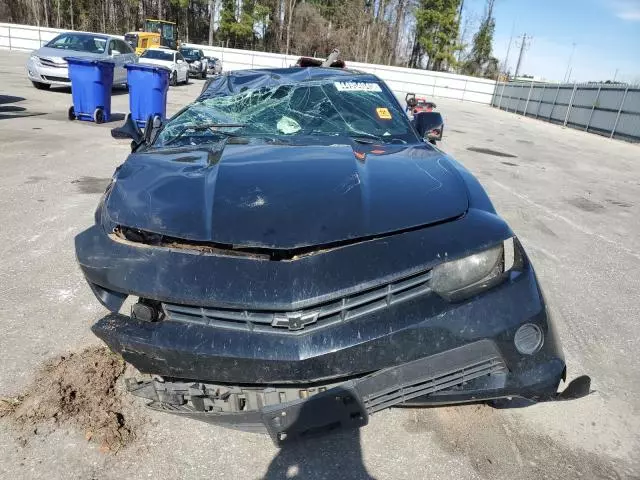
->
[33,46,103,61]
[104,142,469,249]
[139,58,174,68]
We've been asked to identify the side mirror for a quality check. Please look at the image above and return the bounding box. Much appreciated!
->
[111,113,144,148]
[413,112,444,144]
[111,50,121,56]
[144,114,163,145]
[177,59,183,64]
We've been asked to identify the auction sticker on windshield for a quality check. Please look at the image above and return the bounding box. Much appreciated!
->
[334,82,382,92]
[376,107,392,120]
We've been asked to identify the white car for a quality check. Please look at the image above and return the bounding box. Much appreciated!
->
[138,48,189,86]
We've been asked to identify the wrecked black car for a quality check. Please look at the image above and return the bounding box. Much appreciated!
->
[76,67,590,445]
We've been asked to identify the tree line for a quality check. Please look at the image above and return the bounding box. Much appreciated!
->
[0,0,500,78]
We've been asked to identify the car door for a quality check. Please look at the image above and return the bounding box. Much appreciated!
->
[107,39,126,84]
[118,39,138,85]
[176,52,188,82]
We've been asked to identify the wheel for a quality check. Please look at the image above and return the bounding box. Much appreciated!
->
[170,71,178,87]
[32,81,50,90]
[68,106,76,121]
[201,70,207,80]
[93,108,105,124]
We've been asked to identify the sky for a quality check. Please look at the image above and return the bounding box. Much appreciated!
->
[462,0,640,83]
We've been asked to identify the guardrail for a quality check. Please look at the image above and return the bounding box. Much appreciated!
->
[492,81,640,143]
[0,22,498,105]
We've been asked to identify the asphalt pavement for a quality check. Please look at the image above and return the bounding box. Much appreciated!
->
[0,49,639,480]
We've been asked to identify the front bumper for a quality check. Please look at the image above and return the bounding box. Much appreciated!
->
[186,62,203,74]
[77,212,590,442]
[26,57,70,85]
[121,339,588,446]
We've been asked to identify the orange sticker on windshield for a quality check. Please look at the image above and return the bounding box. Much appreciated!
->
[376,107,392,120]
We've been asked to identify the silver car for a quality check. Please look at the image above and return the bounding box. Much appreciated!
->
[205,56,223,75]
[26,32,138,90]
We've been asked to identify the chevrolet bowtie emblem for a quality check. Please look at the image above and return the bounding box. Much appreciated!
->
[272,310,320,330]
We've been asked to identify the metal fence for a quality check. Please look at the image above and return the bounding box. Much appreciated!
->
[492,81,640,143]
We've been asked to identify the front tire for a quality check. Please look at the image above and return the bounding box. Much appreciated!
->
[32,81,50,90]
[170,71,178,87]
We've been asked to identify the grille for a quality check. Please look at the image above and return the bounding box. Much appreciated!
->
[163,268,432,333]
[39,57,67,68]
[362,357,507,413]
[43,75,70,83]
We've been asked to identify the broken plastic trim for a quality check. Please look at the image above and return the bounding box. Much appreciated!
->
[112,213,465,261]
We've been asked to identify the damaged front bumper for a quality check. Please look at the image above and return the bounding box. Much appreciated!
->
[122,339,589,446]
[78,216,591,444]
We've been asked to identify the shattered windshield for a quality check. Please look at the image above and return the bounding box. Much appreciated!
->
[155,79,417,147]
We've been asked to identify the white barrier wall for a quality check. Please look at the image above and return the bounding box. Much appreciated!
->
[183,43,497,104]
[0,22,497,105]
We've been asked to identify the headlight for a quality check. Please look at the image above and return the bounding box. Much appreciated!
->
[29,54,39,62]
[431,238,518,301]
[193,60,200,66]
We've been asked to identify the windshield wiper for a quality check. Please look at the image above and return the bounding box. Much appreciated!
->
[164,123,248,146]
[349,133,384,144]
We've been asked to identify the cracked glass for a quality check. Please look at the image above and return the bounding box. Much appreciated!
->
[155,79,418,147]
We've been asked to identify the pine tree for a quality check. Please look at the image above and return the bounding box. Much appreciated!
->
[462,0,499,78]
[412,0,462,71]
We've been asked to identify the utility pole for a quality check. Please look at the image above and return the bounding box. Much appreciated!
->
[208,0,214,45]
[613,68,619,83]
[563,43,576,83]
[503,21,516,78]
[514,33,530,79]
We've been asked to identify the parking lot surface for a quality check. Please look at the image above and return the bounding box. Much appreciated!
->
[1,49,639,479]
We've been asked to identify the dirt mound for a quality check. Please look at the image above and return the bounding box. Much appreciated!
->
[1,346,143,453]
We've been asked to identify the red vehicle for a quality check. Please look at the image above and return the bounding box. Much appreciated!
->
[406,93,436,114]
[406,93,442,144]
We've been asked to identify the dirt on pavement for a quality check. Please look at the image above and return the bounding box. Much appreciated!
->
[0,346,143,453]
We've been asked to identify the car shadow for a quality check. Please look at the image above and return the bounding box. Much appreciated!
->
[0,94,46,120]
[261,394,376,480]
[0,95,26,105]
[263,428,376,480]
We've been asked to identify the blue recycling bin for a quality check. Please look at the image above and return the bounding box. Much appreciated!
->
[66,57,114,123]
[125,63,170,128]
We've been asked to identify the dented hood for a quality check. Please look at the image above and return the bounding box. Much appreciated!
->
[105,142,469,249]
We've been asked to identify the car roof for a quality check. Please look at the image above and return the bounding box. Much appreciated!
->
[56,31,111,40]
[199,67,377,101]
[145,47,177,53]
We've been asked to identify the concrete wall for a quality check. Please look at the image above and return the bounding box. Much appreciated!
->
[0,22,497,105]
